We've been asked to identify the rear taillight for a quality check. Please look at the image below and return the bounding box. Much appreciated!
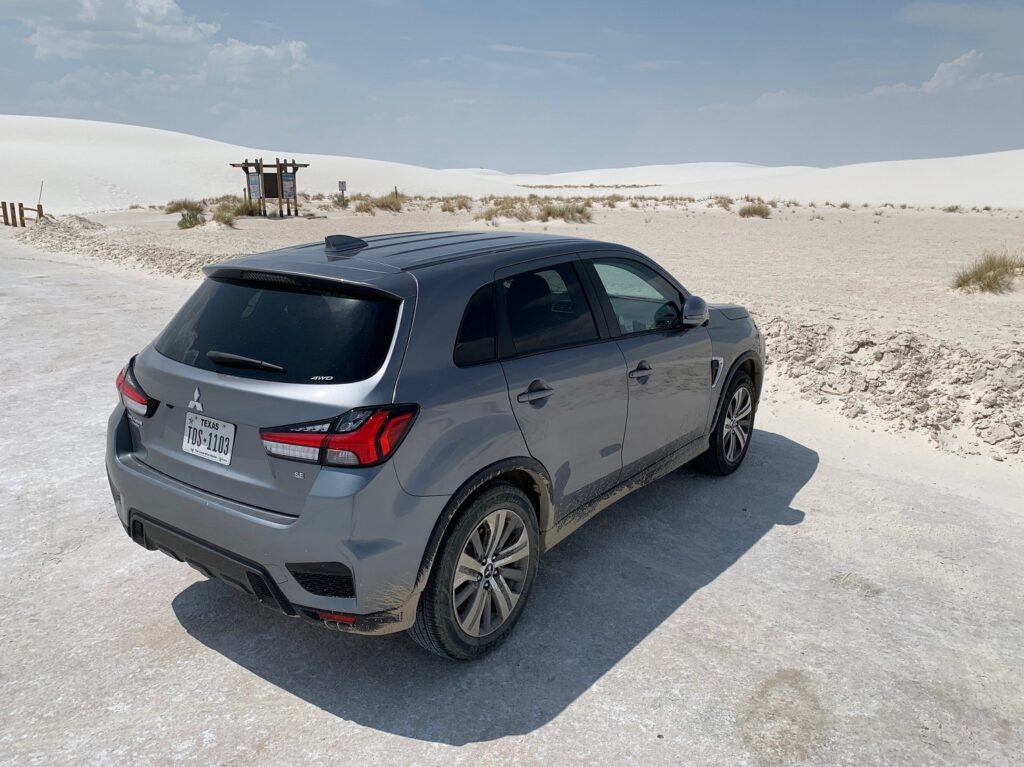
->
[260,404,418,467]
[116,361,157,417]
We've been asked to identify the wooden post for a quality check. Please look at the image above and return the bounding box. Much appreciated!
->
[37,203,44,221]
[292,159,300,215]
[257,159,266,216]
[1,202,8,227]
[18,202,25,227]
[276,158,283,217]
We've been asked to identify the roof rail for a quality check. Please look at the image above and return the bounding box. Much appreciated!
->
[324,234,369,255]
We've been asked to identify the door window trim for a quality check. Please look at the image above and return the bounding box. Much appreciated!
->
[579,253,687,340]
[493,256,614,361]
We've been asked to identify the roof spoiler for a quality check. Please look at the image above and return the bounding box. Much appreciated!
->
[202,264,403,299]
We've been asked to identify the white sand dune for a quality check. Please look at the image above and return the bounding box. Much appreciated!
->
[2,114,1023,213]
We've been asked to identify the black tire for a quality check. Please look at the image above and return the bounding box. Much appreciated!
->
[696,370,756,475]
[408,482,539,660]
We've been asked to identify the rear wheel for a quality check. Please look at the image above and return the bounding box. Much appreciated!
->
[696,370,755,475]
[409,483,539,660]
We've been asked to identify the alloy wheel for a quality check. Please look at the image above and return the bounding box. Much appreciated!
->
[722,385,753,463]
[452,508,531,637]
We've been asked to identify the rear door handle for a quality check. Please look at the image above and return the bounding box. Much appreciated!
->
[517,383,555,403]
[628,362,654,380]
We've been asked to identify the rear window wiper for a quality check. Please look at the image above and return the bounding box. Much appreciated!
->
[206,350,286,373]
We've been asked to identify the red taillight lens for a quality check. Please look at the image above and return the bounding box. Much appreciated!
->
[116,363,155,417]
[260,405,418,467]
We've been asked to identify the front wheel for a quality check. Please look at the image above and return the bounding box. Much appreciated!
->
[408,482,539,660]
[696,370,756,475]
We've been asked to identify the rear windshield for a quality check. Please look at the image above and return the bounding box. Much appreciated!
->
[155,277,400,384]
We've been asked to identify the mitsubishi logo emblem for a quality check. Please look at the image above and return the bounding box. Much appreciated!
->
[188,387,204,412]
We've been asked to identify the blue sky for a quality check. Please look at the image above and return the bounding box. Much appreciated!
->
[2,1,1023,171]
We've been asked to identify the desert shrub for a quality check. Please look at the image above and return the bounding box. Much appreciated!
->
[128,203,144,210]
[165,198,204,215]
[838,201,851,209]
[943,205,962,213]
[330,193,350,210]
[374,193,403,213]
[177,210,205,229]
[712,195,733,211]
[234,199,260,216]
[537,202,593,223]
[440,195,472,213]
[737,202,771,219]
[212,204,236,227]
[982,205,992,212]
[951,249,1024,293]
[603,194,624,208]
[475,198,532,222]
[354,199,375,215]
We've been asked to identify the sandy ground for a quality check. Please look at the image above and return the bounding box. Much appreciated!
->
[0,238,1022,766]
[13,202,1024,463]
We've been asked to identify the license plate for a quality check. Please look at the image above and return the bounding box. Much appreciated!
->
[182,412,235,465]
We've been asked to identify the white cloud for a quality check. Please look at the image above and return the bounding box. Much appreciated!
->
[201,39,307,85]
[921,49,984,92]
[16,0,219,59]
[487,43,596,62]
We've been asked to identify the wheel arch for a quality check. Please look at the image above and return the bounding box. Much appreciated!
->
[412,457,553,593]
[712,350,763,427]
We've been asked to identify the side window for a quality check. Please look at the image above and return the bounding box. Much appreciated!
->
[500,262,598,355]
[591,258,683,335]
[454,284,497,366]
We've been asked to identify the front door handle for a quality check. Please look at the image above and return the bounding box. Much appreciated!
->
[628,362,654,380]
[517,381,555,403]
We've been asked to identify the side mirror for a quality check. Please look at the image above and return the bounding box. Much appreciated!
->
[681,295,709,327]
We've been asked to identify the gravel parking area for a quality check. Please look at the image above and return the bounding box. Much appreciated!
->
[1,239,1021,766]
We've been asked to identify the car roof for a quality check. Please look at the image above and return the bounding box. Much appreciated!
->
[224,231,628,275]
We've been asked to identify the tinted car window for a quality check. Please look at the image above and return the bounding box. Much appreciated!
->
[156,277,399,384]
[501,262,598,355]
[454,284,496,366]
[592,259,683,335]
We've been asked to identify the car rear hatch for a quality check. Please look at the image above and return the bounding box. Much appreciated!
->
[127,266,414,516]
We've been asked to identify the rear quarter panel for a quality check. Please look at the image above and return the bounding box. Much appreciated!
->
[391,262,531,498]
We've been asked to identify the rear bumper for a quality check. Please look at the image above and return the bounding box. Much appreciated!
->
[106,407,447,634]
[126,512,409,634]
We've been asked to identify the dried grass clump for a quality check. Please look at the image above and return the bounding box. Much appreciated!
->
[212,205,236,227]
[440,196,472,213]
[330,193,350,210]
[475,197,533,222]
[353,191,407,214]
[537,202,593,223]
[951,249,1024,293]
[177,210,205,229]
[165,198,204,215]
[943,205,962,213]
[712,195,733,211]
[737,202,771,219]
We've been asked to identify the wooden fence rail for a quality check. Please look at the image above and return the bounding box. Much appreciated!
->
[1,201,44,227]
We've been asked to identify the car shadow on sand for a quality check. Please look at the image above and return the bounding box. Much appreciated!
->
[172,429,816,745]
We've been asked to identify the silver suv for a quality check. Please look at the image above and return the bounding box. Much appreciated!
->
[106,231,764,659]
